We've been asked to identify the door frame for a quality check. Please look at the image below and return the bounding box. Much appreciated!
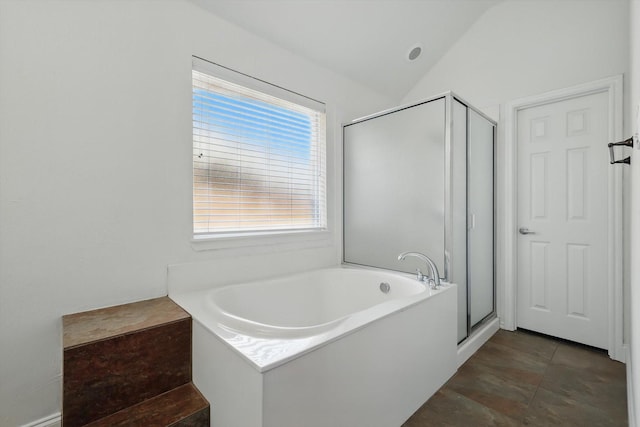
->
[502,75,625,362]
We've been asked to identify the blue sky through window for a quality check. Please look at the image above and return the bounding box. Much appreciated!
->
[193,88,313,161]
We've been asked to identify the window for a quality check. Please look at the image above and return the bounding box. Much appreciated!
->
[192,58,327,238]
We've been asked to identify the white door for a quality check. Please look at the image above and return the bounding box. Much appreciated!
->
[516,91,609,349]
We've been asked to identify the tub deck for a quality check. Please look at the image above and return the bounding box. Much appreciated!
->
[171,267,449,372]
[170,267,458,427]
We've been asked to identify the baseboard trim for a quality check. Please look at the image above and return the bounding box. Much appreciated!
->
[20,413,61,427]
[456,317,500,368]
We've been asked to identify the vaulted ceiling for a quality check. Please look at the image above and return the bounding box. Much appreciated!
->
[191,0,502,101]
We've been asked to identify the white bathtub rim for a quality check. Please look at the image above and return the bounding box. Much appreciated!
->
[207,268,431,339]
[183,284,453,373]
[171,268,456,373]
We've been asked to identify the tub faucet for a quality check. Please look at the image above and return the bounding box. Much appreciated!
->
[397,251,441,289]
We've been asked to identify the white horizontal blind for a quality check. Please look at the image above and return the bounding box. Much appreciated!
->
[192,60,327,236]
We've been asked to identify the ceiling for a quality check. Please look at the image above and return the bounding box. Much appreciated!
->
[191,0,502,101]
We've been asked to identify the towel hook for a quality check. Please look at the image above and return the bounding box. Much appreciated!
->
[608,136,634,165]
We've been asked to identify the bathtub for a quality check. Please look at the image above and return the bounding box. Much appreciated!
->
[171,266,457,427]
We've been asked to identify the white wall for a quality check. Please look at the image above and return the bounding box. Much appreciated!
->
[0,1,391,425]
[403,0,629,112]
[628,1,640,424]
[402,0,630,342]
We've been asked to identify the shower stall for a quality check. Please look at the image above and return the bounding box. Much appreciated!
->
[342,93,496,344]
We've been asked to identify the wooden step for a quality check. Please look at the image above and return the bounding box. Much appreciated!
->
[62,297,193,426]
[85,383,209,427]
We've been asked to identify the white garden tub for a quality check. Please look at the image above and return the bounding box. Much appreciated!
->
[171,267,457,427]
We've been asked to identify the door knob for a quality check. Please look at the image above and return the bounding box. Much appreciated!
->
[519,227,535,235]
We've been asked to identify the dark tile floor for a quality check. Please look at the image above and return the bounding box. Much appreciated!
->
[403,329,628,426]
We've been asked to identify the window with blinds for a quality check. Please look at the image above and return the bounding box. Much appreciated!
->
[192,58,327,237]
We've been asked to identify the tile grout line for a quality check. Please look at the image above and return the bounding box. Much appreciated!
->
[518,341,559,425]
[456,334,533,425]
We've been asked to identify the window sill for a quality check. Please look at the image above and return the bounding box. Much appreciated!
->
[191,229,332,252]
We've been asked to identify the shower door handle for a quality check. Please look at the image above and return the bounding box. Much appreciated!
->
[519,227,535,235]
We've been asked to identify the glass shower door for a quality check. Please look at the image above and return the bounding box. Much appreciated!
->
[467,109,495,328]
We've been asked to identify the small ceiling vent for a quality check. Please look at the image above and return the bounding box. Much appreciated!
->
[406,44,423,62]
